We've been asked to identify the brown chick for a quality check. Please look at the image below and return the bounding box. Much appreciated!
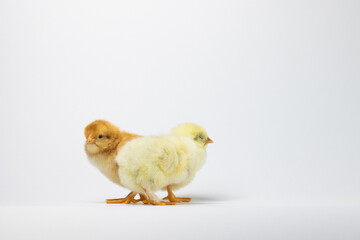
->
[84,120,145,204]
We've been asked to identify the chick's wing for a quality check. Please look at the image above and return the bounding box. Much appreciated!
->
[156,144,179,173]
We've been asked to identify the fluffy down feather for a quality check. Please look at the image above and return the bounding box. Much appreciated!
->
[116,134,206,202]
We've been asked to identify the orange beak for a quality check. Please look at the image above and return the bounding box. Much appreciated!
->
[205,137,214,144]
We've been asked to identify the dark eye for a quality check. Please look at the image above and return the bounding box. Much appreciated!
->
[195,134,204,141]
[98,134,103,139]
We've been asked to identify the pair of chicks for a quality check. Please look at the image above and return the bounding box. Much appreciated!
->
[84,120,213,205]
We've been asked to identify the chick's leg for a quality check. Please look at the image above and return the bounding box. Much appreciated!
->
[106,191,138,204]
[163,185,191,203]
[133,194,150,205]
[142,188,175,205]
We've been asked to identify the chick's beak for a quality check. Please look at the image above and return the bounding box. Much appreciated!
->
[205,137,214,144]
[86,139,95,144]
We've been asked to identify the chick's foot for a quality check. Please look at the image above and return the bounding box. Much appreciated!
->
[106,192,137,204]
[149,200,176,206]
[163,196,191,203]
[163,185,191,203]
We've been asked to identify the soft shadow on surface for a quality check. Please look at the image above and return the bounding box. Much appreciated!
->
[87,194,241,206]
[190,194,237,202]
[183,194,241,205]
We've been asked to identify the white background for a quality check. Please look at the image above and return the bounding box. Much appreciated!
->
[0,0,359,239]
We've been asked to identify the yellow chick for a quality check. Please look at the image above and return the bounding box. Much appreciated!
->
[115,123,213,205]
[84,120,145,203]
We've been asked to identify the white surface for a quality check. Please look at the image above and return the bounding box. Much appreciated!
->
[0,0,359,239]
[1,202,359,240]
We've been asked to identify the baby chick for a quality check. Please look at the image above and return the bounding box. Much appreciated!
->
[84,120,144,203]
[115,123,213,205]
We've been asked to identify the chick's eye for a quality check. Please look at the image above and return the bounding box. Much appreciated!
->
[195,134,204,141]
[98,134,103,139]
